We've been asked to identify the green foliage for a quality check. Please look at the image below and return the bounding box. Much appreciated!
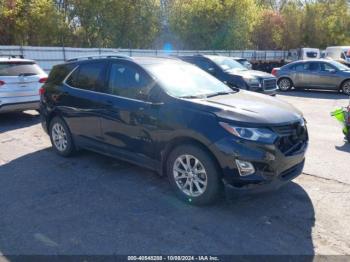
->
[252,0,350,50]
[0,0,161,48]
[169,0,258,49]
[0,0,350,49]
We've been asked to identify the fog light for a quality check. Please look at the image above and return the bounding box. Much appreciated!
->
[235,159,255,177]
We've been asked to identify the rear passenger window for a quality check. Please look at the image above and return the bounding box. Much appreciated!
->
[295,64,304,71]
[66,62,107,91]
[106,62,153,101]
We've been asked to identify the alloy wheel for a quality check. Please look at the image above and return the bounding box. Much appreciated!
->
[173,154,208,197]
[51,122,68,152]
[279,79,291,91]
[342,81,350,95]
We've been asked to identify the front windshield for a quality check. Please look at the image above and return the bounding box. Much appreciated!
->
[208,56,247,71]
[144,62,233,98]
[328,60,350,71]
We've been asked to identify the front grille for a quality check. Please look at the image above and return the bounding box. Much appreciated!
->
[272,122,308,156]
[263,78,277,90]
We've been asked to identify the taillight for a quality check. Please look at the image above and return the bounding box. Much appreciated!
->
[0,80,5,86]
[39,77,48,83]
[271,68,277,76]
[39,87,45,95]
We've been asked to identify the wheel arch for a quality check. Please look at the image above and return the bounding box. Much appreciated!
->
[160,136,223,178]
[278,76,294,85]
[46,110,62,131]
[339,78,350,91]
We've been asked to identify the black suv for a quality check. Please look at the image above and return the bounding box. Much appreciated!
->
[179,55,277,95]
[40,55,308,205]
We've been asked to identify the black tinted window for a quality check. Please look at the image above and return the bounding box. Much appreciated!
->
[67,62,107,91]
[107,62,153,101]
[306,52,318,58]
[305,62,320,71]
[288,63,303,71]
[295,64,304,71]
[0,62,45,76]
[48,64,76,85]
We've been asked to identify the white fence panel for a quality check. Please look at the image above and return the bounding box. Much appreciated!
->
[0,45,289,72]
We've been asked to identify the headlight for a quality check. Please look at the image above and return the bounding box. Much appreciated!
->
[219,122,277,143]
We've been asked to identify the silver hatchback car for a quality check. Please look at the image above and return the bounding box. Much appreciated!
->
[0,57,47,113]
[272,59,350,95]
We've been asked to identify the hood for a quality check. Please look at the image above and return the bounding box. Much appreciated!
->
[189,90,303,126]
[226,69,275,79]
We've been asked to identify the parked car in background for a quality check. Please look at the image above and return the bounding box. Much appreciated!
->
[325,46,350,66]
[0,56,47,113]
[288,48,320,61]
[232,57,252,69]
[178,55,277,96]
[40,55,308,205]
[272,59,350,95]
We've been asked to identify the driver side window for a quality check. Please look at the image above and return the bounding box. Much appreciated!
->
[106,62,154,101]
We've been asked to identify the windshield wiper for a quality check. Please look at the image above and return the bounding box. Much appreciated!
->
[206,91,236,98]
[180,95,206,99]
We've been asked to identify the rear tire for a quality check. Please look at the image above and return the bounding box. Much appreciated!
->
[278,78,293,91]
[341,80,350,95]
[49,117,75,157]
[166,144,223,205]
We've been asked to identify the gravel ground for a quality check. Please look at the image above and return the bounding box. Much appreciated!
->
[0,90,349,256]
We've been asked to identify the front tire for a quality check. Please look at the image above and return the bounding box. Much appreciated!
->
[166,144,223,205]
[278,78,293,91]
[341,80,350,95]
[49,117,75,157]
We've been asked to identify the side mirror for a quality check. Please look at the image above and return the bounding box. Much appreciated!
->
[328,69,336,74]
[148,85,165,106]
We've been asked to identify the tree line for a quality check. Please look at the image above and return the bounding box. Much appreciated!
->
[0,0,349,50]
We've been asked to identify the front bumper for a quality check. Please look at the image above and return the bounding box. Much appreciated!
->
[209,135,308,192]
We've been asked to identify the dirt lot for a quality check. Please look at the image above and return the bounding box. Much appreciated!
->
[0,91,349,256]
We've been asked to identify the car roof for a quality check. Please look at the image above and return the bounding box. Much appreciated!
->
[133,56,182,65]
[0,57,35,63]
[61,56,184,67]
[287,59,331,65]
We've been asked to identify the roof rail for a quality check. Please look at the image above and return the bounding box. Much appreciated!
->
[66,53,132,62]
[0,54,25,59]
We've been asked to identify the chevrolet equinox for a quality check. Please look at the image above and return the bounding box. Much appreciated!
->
[40,55,308,205]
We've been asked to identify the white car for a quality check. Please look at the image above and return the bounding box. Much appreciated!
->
[0,56,47,113]
[325,46,350,66]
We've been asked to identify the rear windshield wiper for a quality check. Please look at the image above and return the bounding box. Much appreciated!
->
[18,73,37,77]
